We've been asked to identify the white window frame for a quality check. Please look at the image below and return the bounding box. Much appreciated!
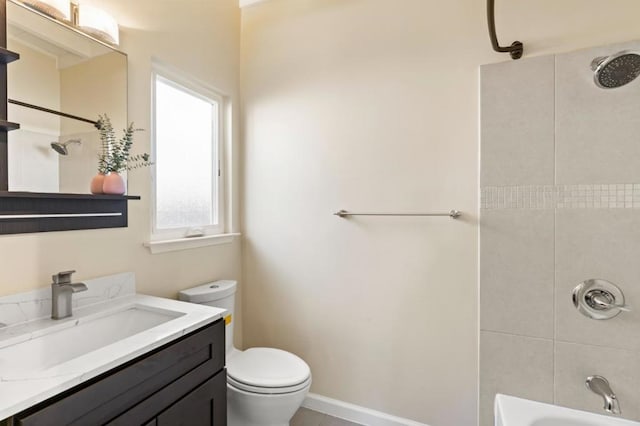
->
[150,63,226,243]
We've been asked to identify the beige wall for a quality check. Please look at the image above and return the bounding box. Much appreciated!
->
[60,51,127,132]
[240,1,640,425]
[59,52,127,193]
[0,0,242,344]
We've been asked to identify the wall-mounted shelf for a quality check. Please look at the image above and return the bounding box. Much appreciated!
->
[0,119,19,131]
[0,192,141,200]
[0,192,141,234]
[0,47,19,64]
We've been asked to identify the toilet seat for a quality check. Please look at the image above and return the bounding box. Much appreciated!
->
[228,374,311,394]
[227,347,311,395]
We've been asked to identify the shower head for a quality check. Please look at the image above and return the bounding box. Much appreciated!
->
[591,50,640,89]
[50,139,82,155]
[50,142,67,155]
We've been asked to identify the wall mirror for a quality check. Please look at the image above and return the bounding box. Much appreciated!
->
[6,0,127,194]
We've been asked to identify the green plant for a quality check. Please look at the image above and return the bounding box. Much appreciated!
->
[96,114,152,173]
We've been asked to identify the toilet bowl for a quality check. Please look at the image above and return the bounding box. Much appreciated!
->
[179,280,311,426]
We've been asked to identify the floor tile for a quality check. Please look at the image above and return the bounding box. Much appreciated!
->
[293,407,364,426]
[319,416,363,426]
[291,407,327,426]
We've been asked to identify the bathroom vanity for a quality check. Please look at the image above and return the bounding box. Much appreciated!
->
[0,273,228,425]
[13,320,225,426]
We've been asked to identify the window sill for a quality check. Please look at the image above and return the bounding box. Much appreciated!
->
[144,233,240,254]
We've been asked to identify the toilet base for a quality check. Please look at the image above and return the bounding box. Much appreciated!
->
[227,381,310,426]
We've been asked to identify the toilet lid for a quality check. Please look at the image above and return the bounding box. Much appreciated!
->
[227,347,311,388]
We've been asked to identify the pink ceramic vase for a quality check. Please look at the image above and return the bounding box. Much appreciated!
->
[102,172,126,195]
[90,173,106,194]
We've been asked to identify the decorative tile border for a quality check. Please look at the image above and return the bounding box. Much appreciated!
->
[481,184,640,210]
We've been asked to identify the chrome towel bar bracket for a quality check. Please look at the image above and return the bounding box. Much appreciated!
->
[334,210,461,219]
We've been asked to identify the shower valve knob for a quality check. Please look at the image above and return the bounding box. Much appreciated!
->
[573,279,628,320]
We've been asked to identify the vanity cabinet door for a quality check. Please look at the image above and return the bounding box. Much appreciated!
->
[107,366,227,425]
[157,370,226,426]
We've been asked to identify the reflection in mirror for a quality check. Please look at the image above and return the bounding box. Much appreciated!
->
[6,0,127,194]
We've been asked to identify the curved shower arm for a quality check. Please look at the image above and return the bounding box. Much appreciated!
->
[487,0,523,60]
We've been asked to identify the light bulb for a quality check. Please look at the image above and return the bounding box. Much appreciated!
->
[23,0,71,21]
[77,4,119,45]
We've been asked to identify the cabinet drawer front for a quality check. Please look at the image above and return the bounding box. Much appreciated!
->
[15,319,224,426]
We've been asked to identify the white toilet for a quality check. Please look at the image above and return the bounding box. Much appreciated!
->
[179,280,311,426]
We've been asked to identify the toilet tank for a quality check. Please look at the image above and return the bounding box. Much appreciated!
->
[178,280,237,355]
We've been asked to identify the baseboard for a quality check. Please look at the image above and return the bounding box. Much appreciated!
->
[302,393,430,426]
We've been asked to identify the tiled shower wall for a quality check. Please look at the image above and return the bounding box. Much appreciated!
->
[479,40,640,426]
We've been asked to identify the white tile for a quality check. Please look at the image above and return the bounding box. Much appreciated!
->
[556,40,640,184]
[481,55,555,186]
[481,210,554,338]
[555,342,640,421]
[480,331,554,426]
[556,209,640,352]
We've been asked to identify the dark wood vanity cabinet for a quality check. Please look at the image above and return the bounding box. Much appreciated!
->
[13,319,226,426]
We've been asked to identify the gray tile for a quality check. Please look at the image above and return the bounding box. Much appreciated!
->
[480,209,555,338]
[480,55,555,186]
[480,331,554,426]
[555,209,640,352]
[555,341,640,421]
[292,407,327,426]
[556,40,640,184]
[319,417,363,426]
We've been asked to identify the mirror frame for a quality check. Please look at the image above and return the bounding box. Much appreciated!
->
[0,0,139,235]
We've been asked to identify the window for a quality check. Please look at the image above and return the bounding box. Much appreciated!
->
[151,67,225,241]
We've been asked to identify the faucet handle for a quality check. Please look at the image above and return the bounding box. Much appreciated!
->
[52,270,76,284]
[573,279,628,320]
[590,293,631,312]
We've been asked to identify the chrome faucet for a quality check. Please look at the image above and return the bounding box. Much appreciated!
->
[51,270,87,320]
[586,375,621,415]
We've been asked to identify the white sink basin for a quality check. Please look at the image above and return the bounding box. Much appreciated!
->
[0,305,183,377]
[495,394,640,426]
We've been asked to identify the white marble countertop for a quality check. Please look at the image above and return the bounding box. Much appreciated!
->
[0,274,225,420]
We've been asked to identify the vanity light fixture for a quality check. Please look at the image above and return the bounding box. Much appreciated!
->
[21,0,71,22]
[77,4,119,45]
